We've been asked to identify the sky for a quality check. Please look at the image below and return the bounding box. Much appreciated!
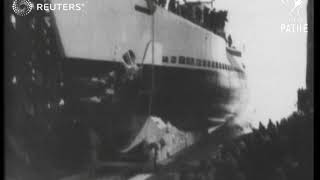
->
[213,0,308,126]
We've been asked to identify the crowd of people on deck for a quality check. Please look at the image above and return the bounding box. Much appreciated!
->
[152,0,229,39]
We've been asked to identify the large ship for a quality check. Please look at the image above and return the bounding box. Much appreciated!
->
[5,0,248,169]
[56,0,247,124]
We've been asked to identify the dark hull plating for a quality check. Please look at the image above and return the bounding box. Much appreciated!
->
[63,58,245,134]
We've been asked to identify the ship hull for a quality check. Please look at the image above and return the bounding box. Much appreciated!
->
[63,58,247,132]
[5,0,249,173]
